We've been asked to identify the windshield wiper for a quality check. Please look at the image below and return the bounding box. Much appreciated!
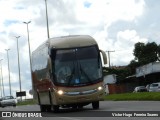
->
[79,62,93,84]
[67,67,75,86]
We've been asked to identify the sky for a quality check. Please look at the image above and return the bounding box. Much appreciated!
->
[0,0,160,98]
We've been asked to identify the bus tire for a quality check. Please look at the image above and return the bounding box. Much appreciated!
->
[78,105,83,109]
[72,105,77,109]
[53,105,59,113]
[40,105,46,112]
[92,101,99,109]
[46,105,51,112]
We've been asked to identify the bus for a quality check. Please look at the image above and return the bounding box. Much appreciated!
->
[32,35,107,112]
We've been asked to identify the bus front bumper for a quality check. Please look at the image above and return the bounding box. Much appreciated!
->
[54,89,104,105]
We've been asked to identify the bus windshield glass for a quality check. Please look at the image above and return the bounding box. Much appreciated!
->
[51,46,102,86]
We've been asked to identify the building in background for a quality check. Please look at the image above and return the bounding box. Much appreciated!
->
[136,62,160,84]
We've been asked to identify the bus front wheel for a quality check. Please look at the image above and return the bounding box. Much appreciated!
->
[92,101,99,109]
[40,105,46,112]
[53,105,59,113]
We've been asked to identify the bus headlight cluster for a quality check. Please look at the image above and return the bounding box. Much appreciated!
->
[57,90,64,95]
[98,86,103,91]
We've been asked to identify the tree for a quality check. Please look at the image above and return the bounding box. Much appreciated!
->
[133,42,145,63]
[128,60,140,74]
[133,42,159,65]
[128,42,159,75]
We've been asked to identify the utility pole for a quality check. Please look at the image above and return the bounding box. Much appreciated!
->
[23,21,32,80]
[44,0,50,39]
[23,21,33,98]
[106,50,115,68]
[0,59,2,97]
[5,49,12,96]
[0,59,5,97]
[15,36,22,93]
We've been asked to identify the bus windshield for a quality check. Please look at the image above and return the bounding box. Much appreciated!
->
[51,46,102,86]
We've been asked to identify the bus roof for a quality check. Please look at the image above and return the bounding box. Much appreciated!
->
[49,35,98,49]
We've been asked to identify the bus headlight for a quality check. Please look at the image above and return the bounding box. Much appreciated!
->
[98,86,103,91]
[57,90,64,95]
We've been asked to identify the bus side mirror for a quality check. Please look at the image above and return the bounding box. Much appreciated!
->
[100,50,107,65]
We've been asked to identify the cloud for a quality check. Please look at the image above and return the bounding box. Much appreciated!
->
[103,0,145,27]
[112,29,148,65]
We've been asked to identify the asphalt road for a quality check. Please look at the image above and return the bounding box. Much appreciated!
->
[0,101,160,120]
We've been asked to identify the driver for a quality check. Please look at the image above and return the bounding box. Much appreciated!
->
[58,71,65,83]
[57,66,71,83]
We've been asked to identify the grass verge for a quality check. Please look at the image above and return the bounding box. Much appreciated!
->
[104,92,160,101]
[17,99,37,106]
